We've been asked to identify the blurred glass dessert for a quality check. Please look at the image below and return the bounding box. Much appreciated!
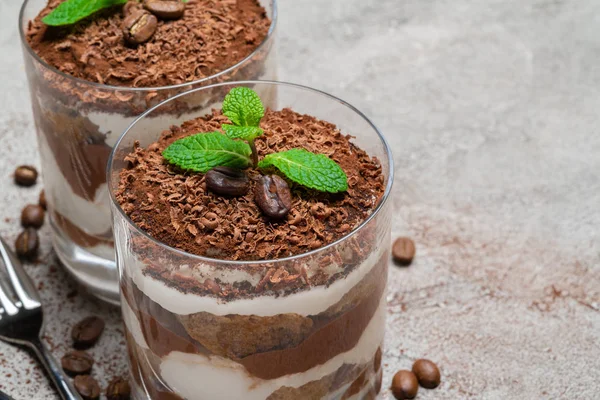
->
[19,0,277,303]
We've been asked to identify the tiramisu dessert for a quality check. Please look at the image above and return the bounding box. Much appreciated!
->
[110,86,393,399]
[19,0,275,302]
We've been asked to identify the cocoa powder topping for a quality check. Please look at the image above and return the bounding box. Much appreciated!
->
[116,108,386,261]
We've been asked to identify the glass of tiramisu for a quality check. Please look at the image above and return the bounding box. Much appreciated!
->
[108,82,393,399]
[19,0,277,303]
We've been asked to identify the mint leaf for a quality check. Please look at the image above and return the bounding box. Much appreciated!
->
[222,87,264,127]
[222,125,264,142]
[163,132,252,173]
[42,0,127,26]
[258,149,348,193]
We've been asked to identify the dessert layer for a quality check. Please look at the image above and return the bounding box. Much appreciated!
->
[181,255,386,366]
[26,0,271,87]
[136,295,386,400]
[35,101,111,202]
[128,243,387,316]
[128,329,379,400]
[117,108,385,261]
[123,252,387,371]
[38,119,114,242]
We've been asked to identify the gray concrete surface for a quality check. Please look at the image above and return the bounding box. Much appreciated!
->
[1,0,600,398]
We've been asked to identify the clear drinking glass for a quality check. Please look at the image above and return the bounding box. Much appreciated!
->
[18,0,278,304]
[108,81,394,400]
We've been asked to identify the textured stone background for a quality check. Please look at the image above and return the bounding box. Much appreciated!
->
[1,0,600,399]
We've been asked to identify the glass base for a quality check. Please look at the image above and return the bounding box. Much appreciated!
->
[50,218,120,305]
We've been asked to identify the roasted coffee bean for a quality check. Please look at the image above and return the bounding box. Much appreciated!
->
[61,350,94,376]
[74,375,101,400]
[391,370,419,400]
[143,0,185,19]
[14,228,39,260]
[412,359,441,389]
[392,237,416,265]
[106,377,131,400]
[21,204,45,229]
[254,175,292,219]
[39,190,47,210]
[123,10,157,45]
[205,166,250,196]
[72,316,105,348]
[14,165,38,187]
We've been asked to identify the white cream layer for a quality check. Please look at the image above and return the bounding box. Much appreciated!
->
[157,294,386,400]
[128,243,386,317]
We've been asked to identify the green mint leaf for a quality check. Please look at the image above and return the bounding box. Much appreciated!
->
[258,149,348,193]
[163,132,252,173]
[222,125,264,142]
[42,0,127,26]
[222,87,265,127]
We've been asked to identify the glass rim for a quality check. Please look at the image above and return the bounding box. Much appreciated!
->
[107,80,395,265]
[18,0,278,93]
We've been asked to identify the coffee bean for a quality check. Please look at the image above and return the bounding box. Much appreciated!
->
[21,204,45,229]
[14,228,39,260]
[39,190,47,210]
[143,0,185,20]
[392,237,416,265]
[123,10,157,45]
[412,359,441,389]
[74,375,100,400]
[255,175,292,218]
[72,316,105,348]
[14,165,38,187]
[106,377,131,400]
[61,350,94,376]
[391,370,419,399]
[205,167,250,196]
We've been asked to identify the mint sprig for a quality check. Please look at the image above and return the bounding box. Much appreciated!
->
[42,0,127,26]
[162,132,251,173]
[162,87,348,195]
[258,149,348,193]
[222,87,265,128]
[222,125,264,141]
